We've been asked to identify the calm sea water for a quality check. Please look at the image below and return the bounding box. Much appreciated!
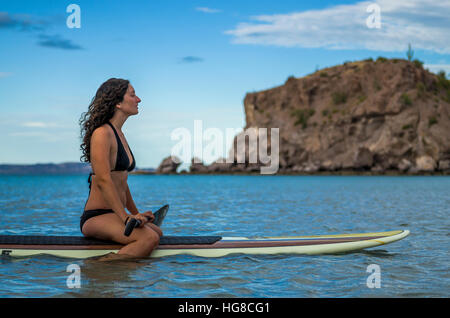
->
[0,175,448,297]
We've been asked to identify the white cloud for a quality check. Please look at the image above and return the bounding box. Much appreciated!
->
[22,122,48,128]
[196,7,221,14]
[21,121,64,128]
[7,131,68,142]
[225,0,450,53]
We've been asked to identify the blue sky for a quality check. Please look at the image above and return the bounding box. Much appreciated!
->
[1,0,449,168]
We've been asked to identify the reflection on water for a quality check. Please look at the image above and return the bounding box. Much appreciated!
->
[0,175,449,297]
[73,258,153,297]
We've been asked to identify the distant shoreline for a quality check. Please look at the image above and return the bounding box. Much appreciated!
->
[135,170,449,176]
[1,162,448,176]
[0,162,155,175]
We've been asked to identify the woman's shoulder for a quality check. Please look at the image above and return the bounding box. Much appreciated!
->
[91,123,113,141]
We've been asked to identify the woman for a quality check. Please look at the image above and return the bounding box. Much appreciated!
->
[79,78,162,258]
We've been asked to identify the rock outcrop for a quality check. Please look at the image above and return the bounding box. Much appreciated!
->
[155,156,181,174]
[189,58,450,174]
[189,157,209,173]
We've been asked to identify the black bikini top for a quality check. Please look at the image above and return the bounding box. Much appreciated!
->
[106,121,135,172]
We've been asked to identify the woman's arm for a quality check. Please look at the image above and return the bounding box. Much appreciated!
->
[126,184,139,215]
[126,184,156,222]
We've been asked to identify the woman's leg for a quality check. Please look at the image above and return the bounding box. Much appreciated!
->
[145,223,163,237]
[82,213,160,258]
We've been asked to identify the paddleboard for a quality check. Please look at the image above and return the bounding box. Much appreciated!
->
[0,230,409,259]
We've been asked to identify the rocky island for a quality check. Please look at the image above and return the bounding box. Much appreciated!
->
[156,57,450,175]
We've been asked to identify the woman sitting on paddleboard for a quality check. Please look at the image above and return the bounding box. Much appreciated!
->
[79,78,162,258]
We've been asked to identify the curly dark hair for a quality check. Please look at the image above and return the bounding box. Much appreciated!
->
[79,78,130,163]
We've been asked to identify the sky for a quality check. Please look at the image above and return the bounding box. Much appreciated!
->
[1,0,449,169]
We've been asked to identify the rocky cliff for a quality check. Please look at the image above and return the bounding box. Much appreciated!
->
[192,58,450,174]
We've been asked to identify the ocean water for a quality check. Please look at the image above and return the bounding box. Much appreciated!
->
[0,174,448,298]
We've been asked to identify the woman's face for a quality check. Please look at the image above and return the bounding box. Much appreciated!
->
[117,84,141,115]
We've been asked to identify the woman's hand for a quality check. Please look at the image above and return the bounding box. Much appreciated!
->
[126,213,150,228]
[141,210,155,223]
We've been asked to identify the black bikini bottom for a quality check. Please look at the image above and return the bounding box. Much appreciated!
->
[80,209,115,232]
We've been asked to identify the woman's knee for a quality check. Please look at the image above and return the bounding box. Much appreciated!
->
[145,223,163,237]
[154,225,163,237]
[137,228,160,249]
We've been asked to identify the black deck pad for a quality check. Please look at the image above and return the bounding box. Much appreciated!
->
[0,235,222,246]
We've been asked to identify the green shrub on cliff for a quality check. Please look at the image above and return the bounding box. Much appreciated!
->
[292,109,315,129]
[413,59,424,68]
[428,116,438,127]
[357,95,367,104]
[445,90,450,103]
[402,124,413,130]
[332,91,347,104]
[400,93,412,106]
[437,71,450,90]
[416,82,426,98]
